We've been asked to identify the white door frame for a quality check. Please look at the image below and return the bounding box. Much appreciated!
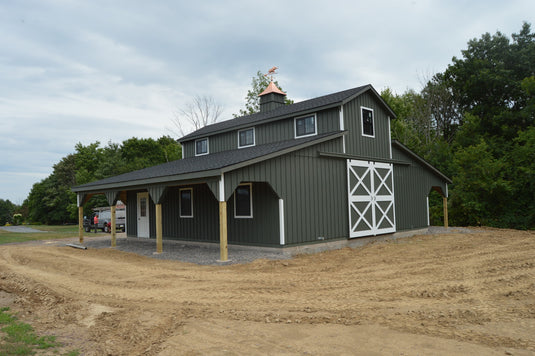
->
[347,159,396,238]
[137,192,150,238]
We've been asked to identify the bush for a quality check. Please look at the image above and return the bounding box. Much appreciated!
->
[13,214,22,226]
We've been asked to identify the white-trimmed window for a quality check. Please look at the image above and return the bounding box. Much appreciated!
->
[294,114,317,138]
[238,127,255,148]
[195,138,209,156]
[179,188,193,218]
[361,107,375,137]
[234,183,253,218]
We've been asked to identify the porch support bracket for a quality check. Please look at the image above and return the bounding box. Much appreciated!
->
[147,185,166,254]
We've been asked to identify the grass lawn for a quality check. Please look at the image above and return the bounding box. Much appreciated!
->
[0,225,106,245]
[0,307,79,356]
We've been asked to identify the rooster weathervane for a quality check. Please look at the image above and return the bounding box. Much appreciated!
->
[264,66,278,81]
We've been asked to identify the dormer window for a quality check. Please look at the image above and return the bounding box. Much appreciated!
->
[238,127,255,148]
[195,138,209,156]
[361,107,374,137]
[295,114,317,138]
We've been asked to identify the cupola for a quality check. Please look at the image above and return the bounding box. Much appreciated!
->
[258,67,286,113]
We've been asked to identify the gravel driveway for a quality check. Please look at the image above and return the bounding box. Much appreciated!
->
[0,226,49,233]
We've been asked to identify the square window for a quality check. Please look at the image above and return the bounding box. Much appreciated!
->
[295,115,317,138]
[238,128,255,148]
[179,188,193,218]
[234,183,252,218]
[361,107,374,137]
[195,138,208,156]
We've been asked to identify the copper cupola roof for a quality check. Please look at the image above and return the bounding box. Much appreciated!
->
[259,81,286,96]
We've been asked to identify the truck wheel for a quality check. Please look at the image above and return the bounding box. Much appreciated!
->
[85,226,90,232]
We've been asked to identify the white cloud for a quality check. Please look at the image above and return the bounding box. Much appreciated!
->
[0,0,534,202]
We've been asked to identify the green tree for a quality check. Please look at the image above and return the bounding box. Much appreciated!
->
[449,140,511,227]
[438,22,535,229]
[25,136,182,225]
[0,199,16,225]
[505,127,535,228]
[27,156,78,224]
[444,22,535,140]
[235,70,294,117]
[121,136,181,171]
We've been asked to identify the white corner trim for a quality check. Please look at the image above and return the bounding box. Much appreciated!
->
[340,105,346,153]
[388,116,392,159]
[339,105,344,131]
[426,195,430,226]
[279,199,285,245]
[219,173,225,202]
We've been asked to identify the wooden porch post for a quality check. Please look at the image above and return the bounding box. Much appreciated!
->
[78,206,84,244]
[110,205,116,247]
[156,203,163,253]
[219,201,228,261]
[443,196,449,229]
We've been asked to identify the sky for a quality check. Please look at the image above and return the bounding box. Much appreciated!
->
[1,0,534,204]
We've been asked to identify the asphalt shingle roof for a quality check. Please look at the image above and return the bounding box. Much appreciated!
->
[73,132,343,192]
[179,84,372,142]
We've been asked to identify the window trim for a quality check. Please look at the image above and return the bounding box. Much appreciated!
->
[361,106,375,138]
[195,138,209,156]
[294,114,317,138]
[234,183,253,219]
[237,127,255,149]
[179,188,193,218]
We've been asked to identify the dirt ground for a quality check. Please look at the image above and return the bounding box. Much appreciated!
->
[0,228,534,355]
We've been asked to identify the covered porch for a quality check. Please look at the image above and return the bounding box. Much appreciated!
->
[75,177,285,262]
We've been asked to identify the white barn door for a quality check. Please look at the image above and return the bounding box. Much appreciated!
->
[347,160,396,238]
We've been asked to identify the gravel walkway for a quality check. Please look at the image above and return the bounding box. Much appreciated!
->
[77,226,475,265]
[80,236,290,265]
[5,226,476,265]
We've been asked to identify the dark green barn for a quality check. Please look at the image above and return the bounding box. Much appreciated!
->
[72,82,451,260]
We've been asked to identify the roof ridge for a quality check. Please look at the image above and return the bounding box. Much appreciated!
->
[179,84,369,142]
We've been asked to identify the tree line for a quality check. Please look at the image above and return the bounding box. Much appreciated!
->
[13,136,181,225]
[382,22,534,228]
[2,22,533,229]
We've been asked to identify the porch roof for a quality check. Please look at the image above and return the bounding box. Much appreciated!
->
[72,131,345,193]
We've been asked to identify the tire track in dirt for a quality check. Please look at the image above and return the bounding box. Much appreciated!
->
[0,229,534,355]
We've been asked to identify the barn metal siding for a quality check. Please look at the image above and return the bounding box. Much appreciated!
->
[182,142,194,158]
[227,182,280,245]
[255,107,341,146]
[343,92,391,159]
[181,107,342,156]
[225,137,347,245]
[392,146,447,231]
[126,191,138,237]
[208,131,236,153]
[161,184,219,242]
[256,118,294,144]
